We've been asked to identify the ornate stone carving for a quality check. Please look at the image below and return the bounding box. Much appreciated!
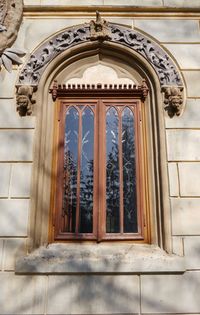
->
[161,86,184,118]
[16,18,185,118]
[18,26,90,85]
[0,0,25,72]
[109,25,181,87]
[90,11,111,41]
[16,85,37,116]
[17,23,182,88]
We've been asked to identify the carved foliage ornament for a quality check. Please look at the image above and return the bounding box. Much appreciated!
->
[0,0,25,72]
[16,13,185,117]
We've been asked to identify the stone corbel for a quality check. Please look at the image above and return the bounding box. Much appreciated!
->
[161,86,184,118]
[16,85,37,116]
[90,11,111,41]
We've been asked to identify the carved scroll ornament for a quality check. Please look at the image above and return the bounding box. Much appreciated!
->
[16,13,185,117]
[0,0,25,72]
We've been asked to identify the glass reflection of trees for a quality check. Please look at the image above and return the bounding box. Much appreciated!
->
[106,106,137,234]
[63,106,94,234]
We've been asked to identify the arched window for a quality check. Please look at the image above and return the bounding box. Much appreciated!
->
[50,82,149,242]
[15,20,185,255]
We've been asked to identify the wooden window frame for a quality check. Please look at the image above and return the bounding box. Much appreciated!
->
[50,83,150,243]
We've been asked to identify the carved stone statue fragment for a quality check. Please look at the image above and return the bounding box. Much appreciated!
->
[90,11,111,41]
[16,85,36,116]
[0,0,25,72]
[162,86,184,118]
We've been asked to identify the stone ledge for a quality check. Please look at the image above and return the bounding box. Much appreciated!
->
[15,244,186,274]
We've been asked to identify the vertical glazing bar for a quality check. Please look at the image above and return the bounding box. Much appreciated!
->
[75,109,82,234]
[118,111,124,234]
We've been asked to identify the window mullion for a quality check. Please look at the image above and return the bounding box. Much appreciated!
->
[118,109,124,234]
[75,108,82,234]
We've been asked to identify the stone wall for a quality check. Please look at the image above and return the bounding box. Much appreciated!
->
[0,1,200,314]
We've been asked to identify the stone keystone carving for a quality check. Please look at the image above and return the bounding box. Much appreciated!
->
[90,11,111,41]
[161,86,184,118]
[16,85,37,116]
[0,0,25,72]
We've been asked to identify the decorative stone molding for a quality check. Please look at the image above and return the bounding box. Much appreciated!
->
[161,86,184,118]
[90,11,111,41]
[16,14,185,117]
[16,85,37,116]
[0,0,25,72]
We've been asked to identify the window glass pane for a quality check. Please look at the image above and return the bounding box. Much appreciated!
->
[79,107,94,233]
[106,107,120,233]
[122,107,138,233]
[63,107,79,232]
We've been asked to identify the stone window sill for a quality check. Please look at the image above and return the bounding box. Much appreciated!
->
[15,243,186,274]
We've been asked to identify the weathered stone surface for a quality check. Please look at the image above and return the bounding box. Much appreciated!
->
[168,163,179,196]
[141,271,200,313]
[102,0,162,5]
[0,130,34,161]
[164,0,200,7]
[0,99,35,128]
[41,0,103,5]
[10,163,32,197]
[164,44,200,69]
[167,130,200,161]
[165,99,200,129]
[3,239,26,271]
[135,20,200,42]
[0,70,18,97]
[184,237,200,270]
[47,274,139,314]
[0,163,11,197]
[172,236,184,256]
[0,240,3,270]
[183,71,200,97]
[171,198,200,235]
[178,163,200,196]
[0,273,46,314]
[0,199,29,236]
[16,18,90,52]
[16,243,185,274]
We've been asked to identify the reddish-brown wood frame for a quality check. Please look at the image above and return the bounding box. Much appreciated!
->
[50,84,149,243]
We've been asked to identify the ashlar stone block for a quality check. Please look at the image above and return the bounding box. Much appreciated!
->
[3,239,26,271]
[0,273,46,314]
[183,71,200,98]
[184,236,200,270]
[165,99,200,129]
[179,163,200,196]
[141,271,200,313]
[0,99,35,129]
[164,44,200,69]
[0,163,11,197]
[0,240,3,270]
[47,275,140,314]
[10,163,32,198]
[0,130,34,161]
[0,70,18,98]
[135,20,200,43]
[164,0,200,7]
[168,163,179,196]
[0,199,29,237]
[171,197,200,235]
[167,130,200,161]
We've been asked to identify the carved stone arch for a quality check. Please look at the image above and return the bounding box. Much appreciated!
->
[16,16,185,118]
